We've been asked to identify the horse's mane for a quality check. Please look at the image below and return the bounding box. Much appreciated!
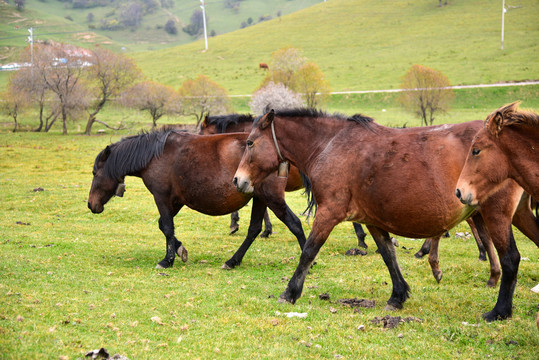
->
[271,108,375,129]
[94,128,176,179]
[205,114,254,133]
[486,101,539,135]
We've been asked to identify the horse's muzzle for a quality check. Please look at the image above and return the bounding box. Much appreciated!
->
[88,201,104,214]
[455,188,474,206]
[232,175,254,194]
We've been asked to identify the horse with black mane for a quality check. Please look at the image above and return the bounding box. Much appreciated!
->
[233,108,539,321]
[200,113,370,249]
[88,128,307,270]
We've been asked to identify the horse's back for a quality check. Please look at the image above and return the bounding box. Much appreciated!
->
[324,121,484,236]
[149,132,252,215]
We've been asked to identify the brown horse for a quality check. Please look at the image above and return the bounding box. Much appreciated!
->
[456,102,539,206]
[88,129,307,270]
[200,114,370,248]
[233,109,538,321]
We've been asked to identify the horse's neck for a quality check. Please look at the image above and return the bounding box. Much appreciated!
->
[278,117,353,173]
[501,126,539,195]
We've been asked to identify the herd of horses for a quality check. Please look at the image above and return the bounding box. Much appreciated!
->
[88,101,538,326]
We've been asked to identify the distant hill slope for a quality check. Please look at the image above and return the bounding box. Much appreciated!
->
[132,0,539,94]
[0,0,321,60]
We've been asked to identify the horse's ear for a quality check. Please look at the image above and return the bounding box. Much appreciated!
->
[259,109,275,130]
[201,115,209,128]
[487,112,504,137]
[101,146,111,161]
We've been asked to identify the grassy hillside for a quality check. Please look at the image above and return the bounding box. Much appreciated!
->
[132,0,539,94]
[0,0,321,61]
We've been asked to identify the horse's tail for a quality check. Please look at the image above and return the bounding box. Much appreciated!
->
[300,172,317,222]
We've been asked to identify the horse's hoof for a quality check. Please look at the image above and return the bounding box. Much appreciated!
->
[155,264,166,269]
[414,251,425,259]
[229,226,239,235]
[384,304,401,311]
[478,254,487,262]
[221,263,233,270]
[486,278,498,288]
[277,296,292,304]
[260,230,272,238]
[434,271,443,283]
[482,309,511,322]
[177,245,188,262]
[357,240,368,249]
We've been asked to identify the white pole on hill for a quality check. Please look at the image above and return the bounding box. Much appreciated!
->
[200,0,208,50]
[501,0,505,50]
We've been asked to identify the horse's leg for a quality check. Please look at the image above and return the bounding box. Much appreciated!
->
[265,199,306,251]
[414,238,431,258]
[367,225,410,310]
[156,204,186,269]
[222,197,267,270]
[511,192,539,247]
[426,236,443,283]
[353,222,368,249]
[279,207,340,304]
[260,210,273,238]
[467,218,487,261]
[480,195,521,321]
[229,211,240,235]
[468,214,500,287]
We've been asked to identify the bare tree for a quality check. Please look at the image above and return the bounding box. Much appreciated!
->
[7,63,55,132]
[178,74,231,129]
[84,46,141,134]
[32,43,91,134]
[399,64,454,126]
[0,89,29,132]
[120,80,180,128]
[249,81,305,116]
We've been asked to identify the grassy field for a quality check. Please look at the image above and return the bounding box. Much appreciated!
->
[3,84,539,134]
[131,0,539,94]
[1,121,539,359]
[0,0,321,59]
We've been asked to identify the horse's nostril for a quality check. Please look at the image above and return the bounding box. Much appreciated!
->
[232,177,238,186]
[87,202,92,210]
[455,189,461,199]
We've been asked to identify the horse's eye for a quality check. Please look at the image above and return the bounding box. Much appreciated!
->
[472,148,481,156]
[247,140,254,148]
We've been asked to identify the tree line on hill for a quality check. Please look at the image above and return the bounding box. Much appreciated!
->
[0,42,454,134]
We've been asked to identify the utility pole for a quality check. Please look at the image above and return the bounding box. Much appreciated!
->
[200,0,208,50]
[501,0,505,50]
[28,27,34,66]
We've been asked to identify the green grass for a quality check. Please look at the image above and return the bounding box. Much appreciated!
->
[3,84,538,134]
[130,0,539,94]
[1,128,538,359]
[0,0,321,59]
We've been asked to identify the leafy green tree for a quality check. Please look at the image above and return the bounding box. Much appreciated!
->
[399,64,455,126]
[295,62,331,109]
[178,74,231,129]
[259,47,331,109]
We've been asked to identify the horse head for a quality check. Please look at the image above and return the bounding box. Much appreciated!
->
[233,110,284,193]
[88,145,125,214]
